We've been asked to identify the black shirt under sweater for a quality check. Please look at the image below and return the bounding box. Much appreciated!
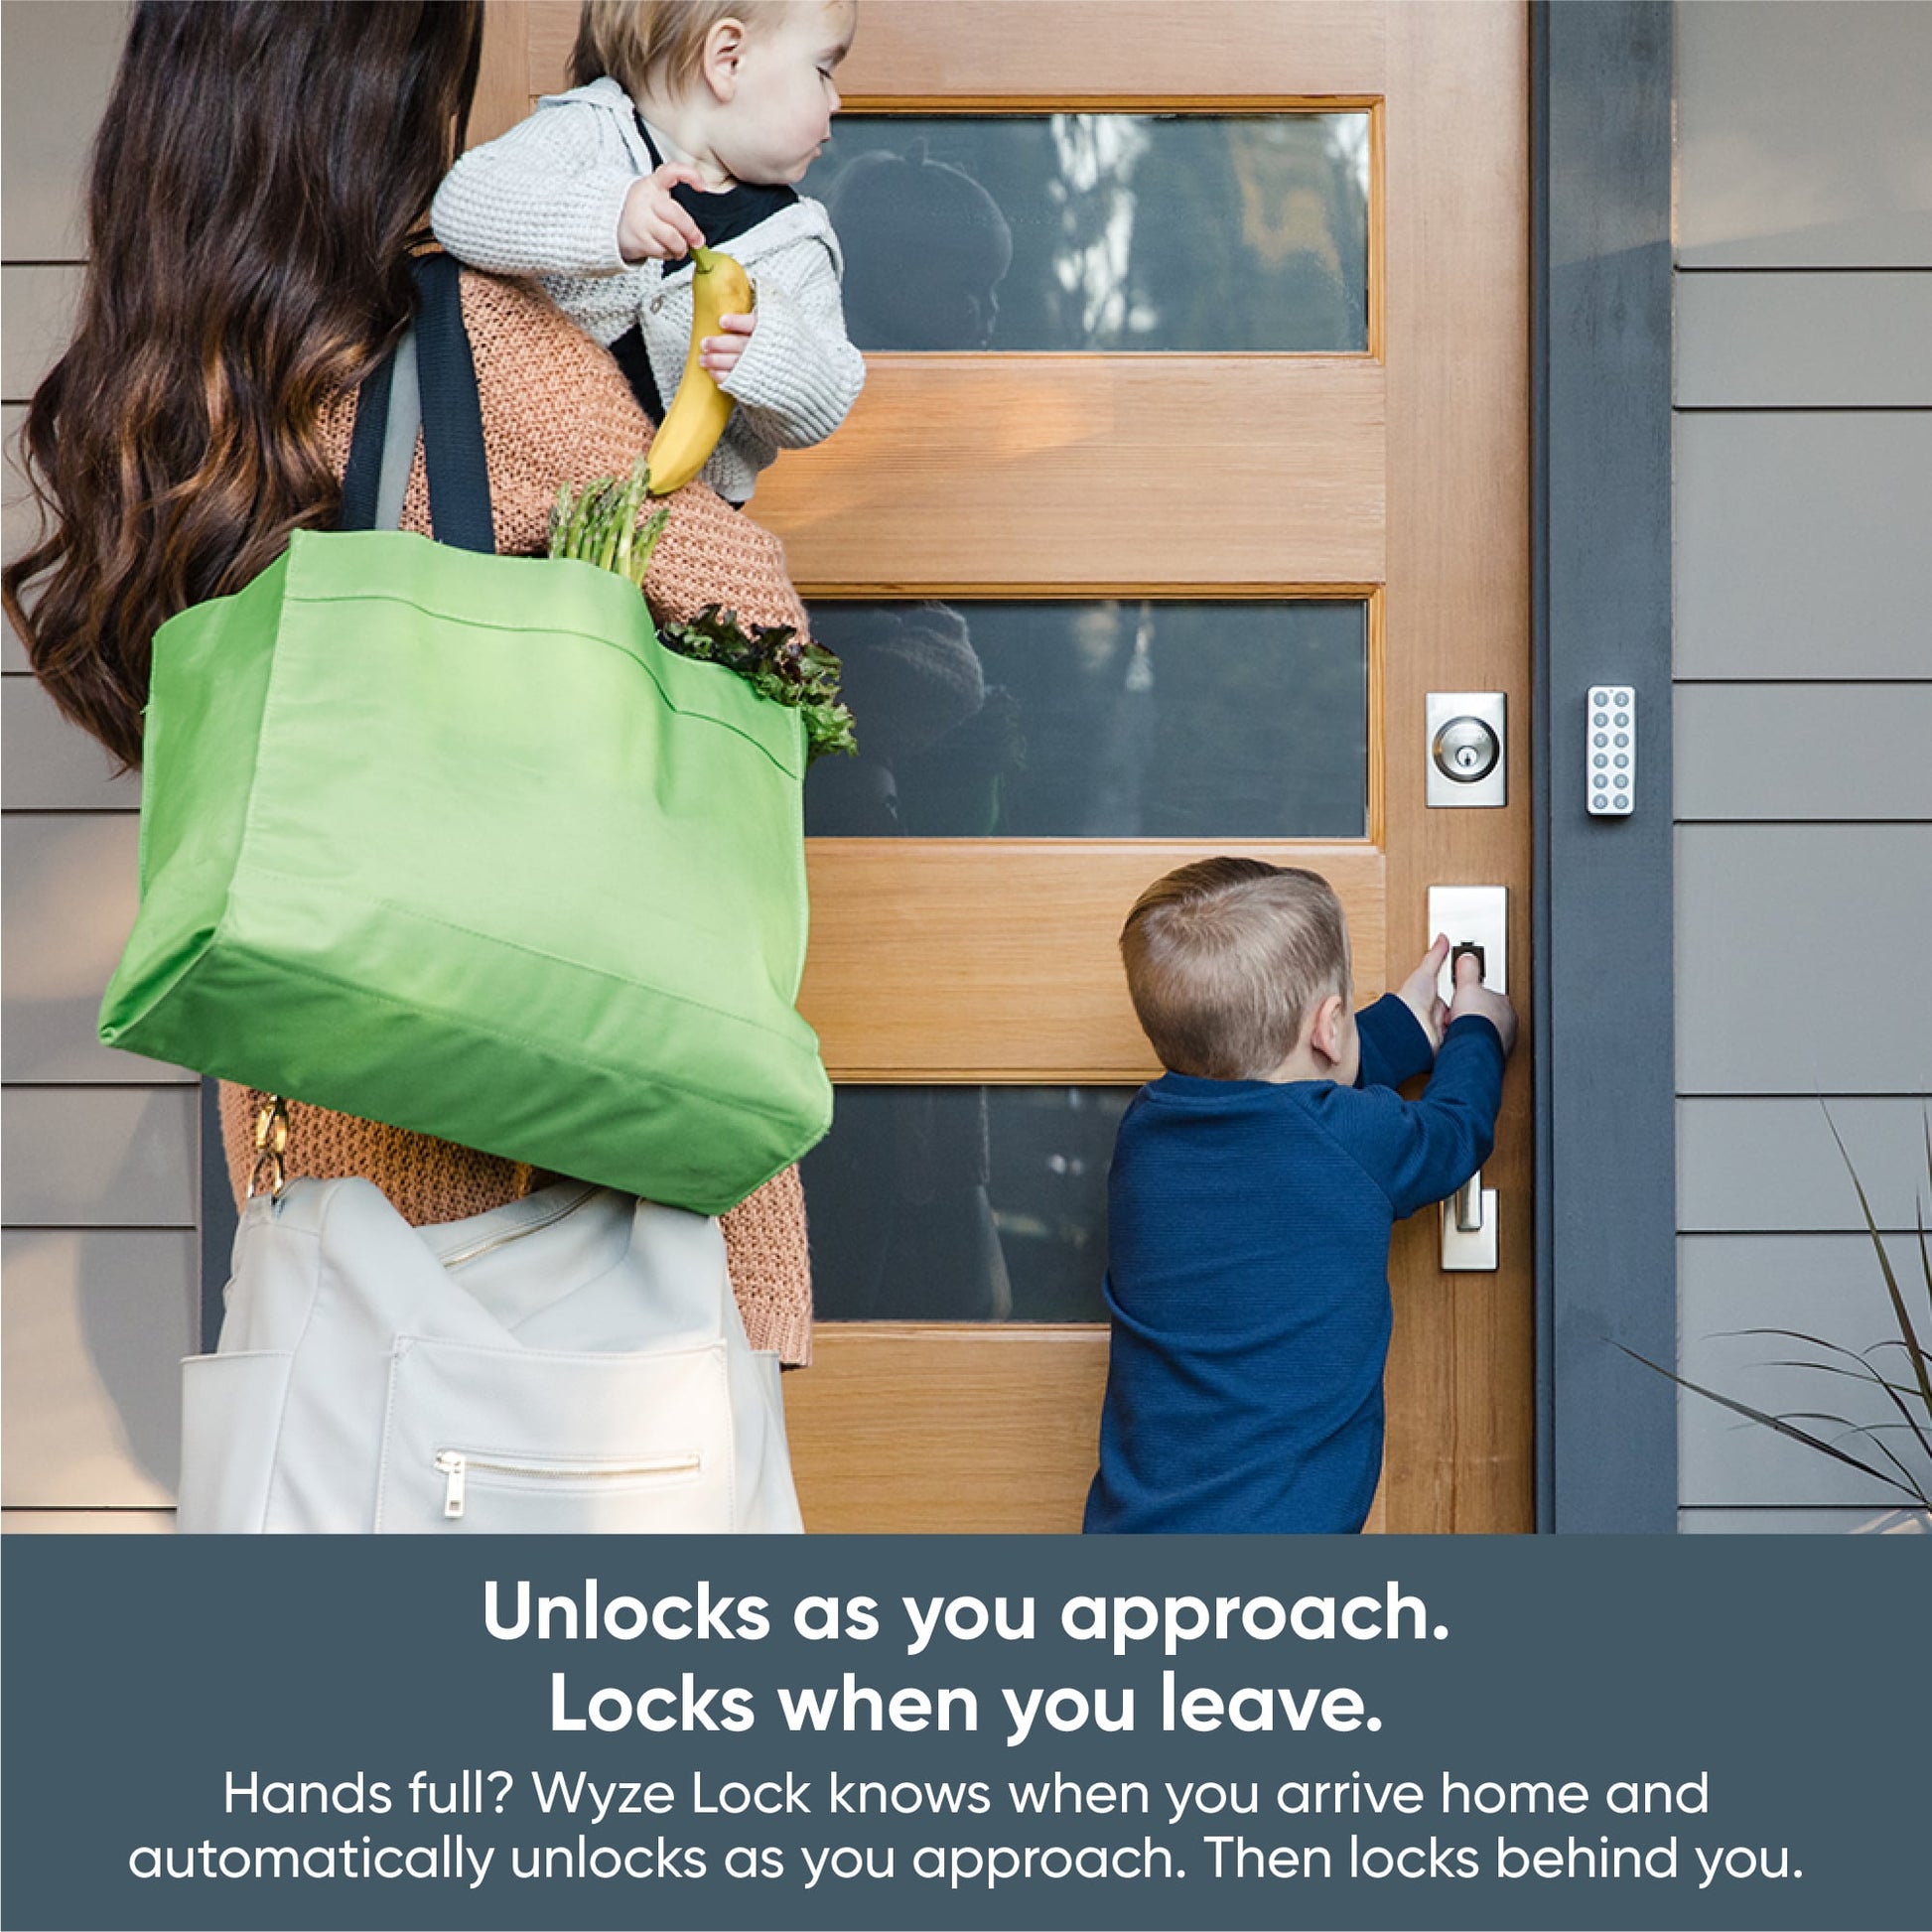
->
[607,115,798,436]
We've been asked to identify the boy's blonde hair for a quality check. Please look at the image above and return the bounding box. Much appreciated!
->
[1120,859,1350,1079]
[571,1,782,103]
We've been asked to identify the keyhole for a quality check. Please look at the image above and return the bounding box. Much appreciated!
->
[1432,716,1500,784]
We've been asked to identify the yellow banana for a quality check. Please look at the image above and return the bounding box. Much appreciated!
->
[645,245,754,496]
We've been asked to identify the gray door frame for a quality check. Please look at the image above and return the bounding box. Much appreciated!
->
[1532,1,1677,1531]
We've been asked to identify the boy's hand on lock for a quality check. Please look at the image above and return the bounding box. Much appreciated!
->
[619,162,708,263]
[1449,948,1518,1056]
[1394,934,1451,1049]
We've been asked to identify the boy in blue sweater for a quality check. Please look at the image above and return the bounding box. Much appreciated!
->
[1084,858,1516,1534]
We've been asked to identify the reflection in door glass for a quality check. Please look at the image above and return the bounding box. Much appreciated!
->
[807,114,1371,352]
[805,601,1368,839]
[803,1087,1129,1322]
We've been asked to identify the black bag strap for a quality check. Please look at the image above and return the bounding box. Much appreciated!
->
[338,252,495,554]
[338,353,394,534]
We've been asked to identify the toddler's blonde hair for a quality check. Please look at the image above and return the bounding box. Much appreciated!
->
[1120,858,1351,1079]
[571,1,784,104]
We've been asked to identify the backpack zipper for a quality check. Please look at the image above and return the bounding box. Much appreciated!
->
[434,1448,703,1519]
[435,1183,600,1270]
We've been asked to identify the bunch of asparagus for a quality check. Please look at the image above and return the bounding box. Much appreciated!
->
[547,458,856,763]
[546,456,668,588]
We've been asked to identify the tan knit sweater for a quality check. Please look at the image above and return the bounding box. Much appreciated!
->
[216,269,815,1366]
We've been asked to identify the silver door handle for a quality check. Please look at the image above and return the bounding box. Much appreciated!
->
[1442,1171,1498,1271]
[1452,1167,1484,1232]
[1429,885,1504,1273]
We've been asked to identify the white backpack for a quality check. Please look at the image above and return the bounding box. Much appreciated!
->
[178,1177,803,1533]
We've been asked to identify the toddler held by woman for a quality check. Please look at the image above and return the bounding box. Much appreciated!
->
[434,0,865,504]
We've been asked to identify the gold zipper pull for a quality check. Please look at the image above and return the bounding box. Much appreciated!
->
[435,1450,467,1519]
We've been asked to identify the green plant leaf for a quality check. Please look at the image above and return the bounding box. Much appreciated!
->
[1824,1104,1932,1422]
[1851,1430,1930,1496]
[1758,1351,1909,1385]
[1720,1323,1932,1466]
[1617,1346,1929,1505]
[1779,1409,1881,1433]
[1760,1357,1923,1402]
[1615,1118,1932,1509]
[1766,1356,1931,1465]
[1720,1324,1881,1358]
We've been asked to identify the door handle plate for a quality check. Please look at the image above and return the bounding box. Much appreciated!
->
[1429,887,1505,1272]
[1428,886,1508,1001]
[1442,1185,1499,1270]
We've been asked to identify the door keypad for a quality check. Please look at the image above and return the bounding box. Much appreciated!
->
[1587,685,1635,816]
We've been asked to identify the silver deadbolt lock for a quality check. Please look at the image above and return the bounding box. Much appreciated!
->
[1426,693,1507,807]
[1434,716,1500,782]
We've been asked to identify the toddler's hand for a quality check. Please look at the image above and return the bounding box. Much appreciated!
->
[1448,948,1518,1056]
[619,162,708,263]
[1395,934,1451,1049]
[698,310,757,377]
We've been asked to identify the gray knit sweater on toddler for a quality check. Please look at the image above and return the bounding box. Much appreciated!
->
[431,77,865,505]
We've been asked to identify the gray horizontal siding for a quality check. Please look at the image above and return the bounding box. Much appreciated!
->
[1679,1232,1926,1508]
[1676,271,1932,407]
[1677,2,1932,268]
[0,1228,193,1506]
[0,0,128,259]
[1674,683,1932,821]
[1,262,80,401]
[0,1086,199,1227]
[1680,1507,1930,1535]
[1675,413,1932,680]
[2,813,188,1083]
[3,0,193,1521]
[1680,1098,1932,1233]
[6,399,35,672]
[1672,2,1932,1529]
[1675,824,1932,1095]
[2,675,140,810]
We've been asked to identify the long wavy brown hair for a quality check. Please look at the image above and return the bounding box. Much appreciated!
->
[2,1,483,768]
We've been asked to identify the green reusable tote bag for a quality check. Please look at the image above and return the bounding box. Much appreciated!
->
[98,253,830,1215]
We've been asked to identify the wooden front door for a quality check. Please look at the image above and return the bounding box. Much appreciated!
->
[485,1,1531,1533]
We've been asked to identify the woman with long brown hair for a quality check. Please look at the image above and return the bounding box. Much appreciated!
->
[4,0,816,1366]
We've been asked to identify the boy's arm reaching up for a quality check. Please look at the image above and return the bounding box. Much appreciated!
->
[1341,1018,1506,1220]
[433,98,645,276]
[1337,954,1516,1220]
[1354,935,1451,1089]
